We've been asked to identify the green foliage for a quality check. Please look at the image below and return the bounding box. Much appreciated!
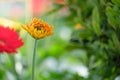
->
[106,5,120,29]
[92,6,101,36]
[0,68,5,80]
[112,0,120,7]
[47,0,120,80]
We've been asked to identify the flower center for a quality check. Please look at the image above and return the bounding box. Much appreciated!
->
[0,40,5,45]
[34,26,43,31]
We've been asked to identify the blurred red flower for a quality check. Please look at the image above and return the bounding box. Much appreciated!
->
[0,25,23,54]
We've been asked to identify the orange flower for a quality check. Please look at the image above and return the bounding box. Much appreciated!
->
[22,18,53,39]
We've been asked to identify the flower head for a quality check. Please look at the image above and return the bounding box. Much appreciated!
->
[22,18,53,39]
[0,25,24,54]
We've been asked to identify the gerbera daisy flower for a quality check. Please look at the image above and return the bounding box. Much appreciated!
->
[22,18,53,39]
[0,25,23,54]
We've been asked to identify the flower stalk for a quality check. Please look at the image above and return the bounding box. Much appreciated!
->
[32,39,37,80]
[22,17,53,80]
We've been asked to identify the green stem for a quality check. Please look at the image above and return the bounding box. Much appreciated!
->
[32,39,37,80]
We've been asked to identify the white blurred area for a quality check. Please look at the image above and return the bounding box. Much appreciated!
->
[60,26,72,41]
[115,76,120,80]
[0,0,25,19]
[0,0,54,19]
[15,53,23,74]
[43,57,89,78]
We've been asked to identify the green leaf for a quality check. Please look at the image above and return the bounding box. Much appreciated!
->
[92,7,101,36]
[0,69,5,79]
[111,33,119,50]
[79,29,92,39]
[108,33,120,52]
[106,6,120,29]
[112,0,120,7]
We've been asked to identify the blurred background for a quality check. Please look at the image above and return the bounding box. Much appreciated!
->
[0,0,120,80]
